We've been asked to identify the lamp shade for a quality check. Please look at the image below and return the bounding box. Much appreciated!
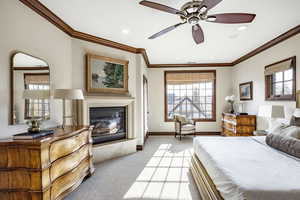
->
[258,105,285,118]
[297,90,300,108]
[54,89,84,100]
[293,108,300,118]
[23,90,50,99]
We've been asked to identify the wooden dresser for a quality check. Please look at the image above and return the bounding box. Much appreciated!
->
[222,113,256,136]
[0,126,94,200]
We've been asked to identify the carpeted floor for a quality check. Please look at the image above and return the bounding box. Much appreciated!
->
[66,136,201,200]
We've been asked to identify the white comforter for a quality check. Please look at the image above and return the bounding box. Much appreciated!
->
[193,136,300,200]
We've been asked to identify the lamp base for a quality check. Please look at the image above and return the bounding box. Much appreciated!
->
[27,119,41,133]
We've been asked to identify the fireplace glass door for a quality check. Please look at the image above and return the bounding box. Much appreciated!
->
[89,107,126,144]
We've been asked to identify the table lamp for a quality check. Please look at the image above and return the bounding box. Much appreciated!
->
[258,105,285,133]
[54,89,84,128]
[296,90,300,108]
[23,89,50,132]
[293,109,300,118]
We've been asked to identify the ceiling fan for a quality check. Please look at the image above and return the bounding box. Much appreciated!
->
[139,0,256,44]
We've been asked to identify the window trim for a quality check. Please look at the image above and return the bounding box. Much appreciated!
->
[164,70,216,122]
[265,56,296,101]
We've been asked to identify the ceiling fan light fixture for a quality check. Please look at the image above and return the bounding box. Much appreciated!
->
[188,16,200,25]
[199,6,207,13]
[206,16,216,22]
[186,7,196,13]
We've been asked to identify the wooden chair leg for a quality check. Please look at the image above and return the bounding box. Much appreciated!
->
[174,132,177,138]
[180,134,182,140]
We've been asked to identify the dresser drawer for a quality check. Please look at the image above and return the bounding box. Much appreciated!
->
[236,126,255,135]
[50,144,90,181]
[236,117,256,126]
[0,168,50,191]
[50,131,89,162]
[222,128,235,136]
[223,122,235,130]
[51,158,90,200]
[0,188,51,200]
[223,114,236,123]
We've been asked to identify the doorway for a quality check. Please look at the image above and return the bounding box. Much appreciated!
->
[143,75,149,144]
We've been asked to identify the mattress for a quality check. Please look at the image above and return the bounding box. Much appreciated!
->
[193,136,300,200]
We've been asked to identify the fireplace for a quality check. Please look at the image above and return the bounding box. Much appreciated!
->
[89,107,127,145]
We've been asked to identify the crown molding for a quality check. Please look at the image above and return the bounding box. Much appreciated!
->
[19,0,139,54]
[232,25,300,65]
[18,0,234,68]
[149,63,233,68]
[72,31,138,54]
[19,0,300,68]
[19,0,73,35]
[136,48,150,66]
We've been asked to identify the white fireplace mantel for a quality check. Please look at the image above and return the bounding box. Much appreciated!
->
[81,95,135,139]
[85,95,135,105]
[79,95,137,163]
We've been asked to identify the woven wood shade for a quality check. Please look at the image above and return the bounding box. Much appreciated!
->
[166,72,215,84]
[265,59,292,75]
[24,74,49,84]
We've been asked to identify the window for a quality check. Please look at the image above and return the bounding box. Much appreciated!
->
[24,73,50,119]
[164,70,216,122]
[265,57,296,101]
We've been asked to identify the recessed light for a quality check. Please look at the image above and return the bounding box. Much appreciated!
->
[237,26,247,31]
[122,29,130,35]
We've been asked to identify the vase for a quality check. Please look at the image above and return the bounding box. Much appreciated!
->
[230,103,234,114]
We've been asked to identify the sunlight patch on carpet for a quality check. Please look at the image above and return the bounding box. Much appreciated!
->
[124,143,194,200]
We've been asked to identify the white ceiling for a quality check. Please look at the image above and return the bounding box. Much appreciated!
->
[39,0,300,64]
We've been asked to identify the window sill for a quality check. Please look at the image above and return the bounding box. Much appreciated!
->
[265,96,295,101]
[165,119,216,122]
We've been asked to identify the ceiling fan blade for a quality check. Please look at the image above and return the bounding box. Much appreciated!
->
[207,13,256,24]
[192,24,204,44]
[140,1,182,15]
[149,22,186,39]
[202,0,223,11]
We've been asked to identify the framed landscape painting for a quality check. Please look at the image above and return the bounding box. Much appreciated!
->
[86,54,129,94]
[239,81,253,101]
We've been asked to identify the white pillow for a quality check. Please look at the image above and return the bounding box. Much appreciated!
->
[268,120,286,134]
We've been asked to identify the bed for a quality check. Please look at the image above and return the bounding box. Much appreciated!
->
[190,136,300,200]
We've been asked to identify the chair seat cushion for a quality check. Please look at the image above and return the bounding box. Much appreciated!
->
[180,124,196,134]
[181,124,195,130]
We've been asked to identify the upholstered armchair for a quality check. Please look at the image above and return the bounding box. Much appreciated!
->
[174,115,196,140]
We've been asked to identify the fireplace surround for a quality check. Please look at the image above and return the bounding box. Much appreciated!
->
[78,95,137,163]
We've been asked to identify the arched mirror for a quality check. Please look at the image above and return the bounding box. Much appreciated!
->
[10,52,51,125]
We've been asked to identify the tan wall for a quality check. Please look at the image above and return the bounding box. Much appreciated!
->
[71,39,147,145]
[147,67,233,133]
[0,0,72,137]
[0,0,147,145]
[232,34,300,129]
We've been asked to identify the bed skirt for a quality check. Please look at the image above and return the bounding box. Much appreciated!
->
[190,154,224,200]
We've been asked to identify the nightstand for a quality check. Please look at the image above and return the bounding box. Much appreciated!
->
[222,113,256,136]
